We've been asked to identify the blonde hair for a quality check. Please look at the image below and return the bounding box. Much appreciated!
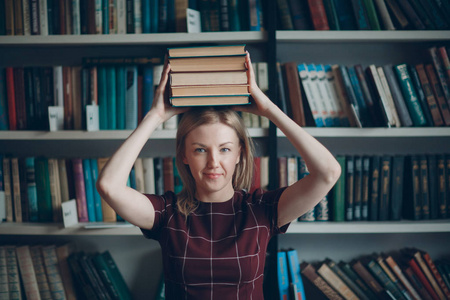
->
[175,107,255,217]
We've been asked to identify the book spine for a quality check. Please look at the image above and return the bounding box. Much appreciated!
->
[72,158,89,222]
[345,155,354,221]
[277,251,289,300]
[425,64,450,126]
[307,0,330,30]
[298,63,325,127]
[437,155,447,219]
[15,245,41,300]
[5,246,21,299]
[394,64,427,127]
[82,158,96,222]
[42,245,67,300]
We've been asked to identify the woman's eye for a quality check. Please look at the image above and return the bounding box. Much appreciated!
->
[195,148,206,153]
[221,148,231,152]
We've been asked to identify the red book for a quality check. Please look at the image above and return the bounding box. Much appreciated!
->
[425,64,450,126]
[63,66,73,129]
[13,67,27,130]
[422,252,450,299]
[438,46,450,94]
[6,67,17,130]
[163,157,174,193]
[72,158,89,222]
[415,64,444,126]
[284,62,306,126]
[306,0,330,30]
[407,257,440,300]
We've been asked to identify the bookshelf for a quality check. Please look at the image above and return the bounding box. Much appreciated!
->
[2,4,450,299]
[0,31,269,299]
[274,27,450,300]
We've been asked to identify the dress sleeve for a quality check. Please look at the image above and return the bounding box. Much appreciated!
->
[139,192,174,240]
[251,187,290,235]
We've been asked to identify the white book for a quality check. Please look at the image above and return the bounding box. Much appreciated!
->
[72,0,81,34]
[377,66,401,127]
[324,65,347,125]
[133,0,142,33]
[368,64,395,127]
[39,0,48,35]
[22,0,31,35]
[125,66,138,130]
[142,158,155,194]
[257,62,269,92]
[134,158,145,193]
[373,0,395,30]
[53,66,64,107]
[116,0,126,34]
[316,64,339,126]
[308,64,332,126]
[95,0,103,34]
[250,114,260,128]
[298,64,324,127]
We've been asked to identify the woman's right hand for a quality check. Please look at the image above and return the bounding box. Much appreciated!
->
[148,56,188,123]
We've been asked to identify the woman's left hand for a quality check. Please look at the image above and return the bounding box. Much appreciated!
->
[232,51,275,117]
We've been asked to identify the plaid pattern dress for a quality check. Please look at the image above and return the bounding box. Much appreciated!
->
[140,188,289,300]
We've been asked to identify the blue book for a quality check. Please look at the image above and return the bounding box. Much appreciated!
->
[0,68,7,130]
[142,0,151,33]
[82,159,96,222]
[248,0,261,31]
[98,67,108,130]
[90,159,103,222]
[25,157,39,222]
[102,0,109,34]
[228,0,241,31]
[125,66,138,130]
[151,0,159,33]
[116,66,126,130]
[277,251,290,300]
[35,158,53,222]
[347,66,371,127]
[142,66,154,118]
[106,67,117,129]
[286,249,306,300]
[333,0,357,29]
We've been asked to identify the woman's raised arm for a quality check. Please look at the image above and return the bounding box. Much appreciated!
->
[96,60,187,229]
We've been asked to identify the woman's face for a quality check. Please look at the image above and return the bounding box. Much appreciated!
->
[183,122,241,202]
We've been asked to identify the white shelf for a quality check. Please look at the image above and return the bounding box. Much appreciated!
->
[277,127,450,138]
[0,128,268,140]
[287,220,450,234]
[0,31,267,46]
[0,222,142,235]
[277,30,450,43]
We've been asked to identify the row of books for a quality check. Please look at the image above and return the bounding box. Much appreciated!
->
[278,46,450,128]
[279,153,450,222]
[0,244,131,300]
[0,60,270,131]
[277,0,450,31]
[1,0,264,36]
[0,155,269,224]
[297,248,450,300]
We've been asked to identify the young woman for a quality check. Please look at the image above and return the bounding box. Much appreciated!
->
[96,52,341,299]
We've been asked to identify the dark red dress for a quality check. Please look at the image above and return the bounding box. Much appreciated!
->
[140,188,289,300]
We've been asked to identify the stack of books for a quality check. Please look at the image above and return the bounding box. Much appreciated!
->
[168,44,250,107]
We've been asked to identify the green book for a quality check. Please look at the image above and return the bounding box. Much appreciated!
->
[332,156,346,221]
[115,66,126,130]
[106,67,117,130]
[98,67,108,130]
[101,251,132,300]
[394,64,427,127]
[362,0,381,30]
[34,157,53,222]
